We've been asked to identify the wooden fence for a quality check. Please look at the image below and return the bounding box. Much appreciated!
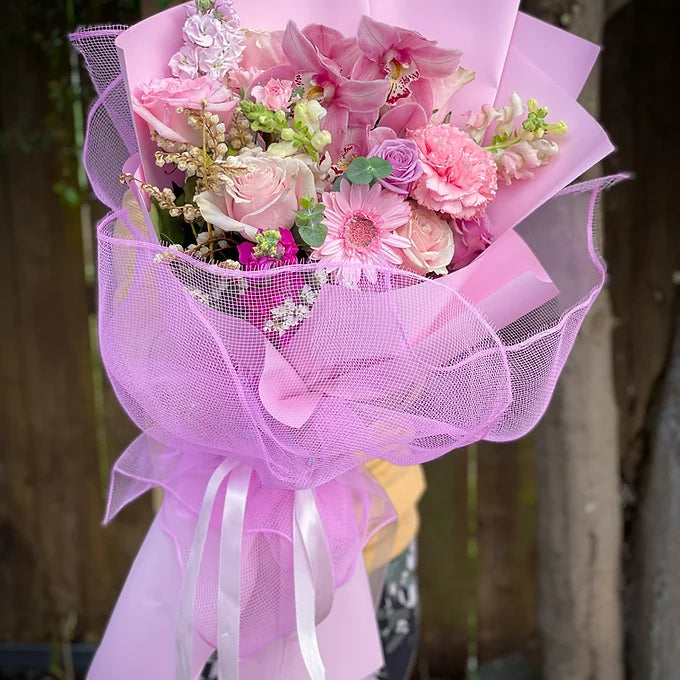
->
[3,1,675,679]
[0,3,540,677]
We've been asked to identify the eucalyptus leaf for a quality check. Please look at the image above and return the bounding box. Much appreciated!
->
[367,156,392,179]
[345,157,374,185]
[298,222,328,248]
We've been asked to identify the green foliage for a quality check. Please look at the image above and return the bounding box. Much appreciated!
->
[295,195,327,248]
[344,156,392,185]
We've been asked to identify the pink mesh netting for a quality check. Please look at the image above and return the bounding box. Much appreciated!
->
[71,22,623,668]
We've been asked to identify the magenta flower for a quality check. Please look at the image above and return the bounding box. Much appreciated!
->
[352,16,461,111]
[451,215,493,270]
[313,181,412,285]
[237,228,299,268]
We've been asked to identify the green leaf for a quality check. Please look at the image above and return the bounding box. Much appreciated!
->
[367,156,392,179]
[333,176,344,191]
[345,157,374,185]
[298,222,328,248]
[150,197,188,246]
[298,195,315,210]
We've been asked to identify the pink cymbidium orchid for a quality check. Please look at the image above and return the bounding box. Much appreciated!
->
[268,21,389,159]
[352,16,461,110]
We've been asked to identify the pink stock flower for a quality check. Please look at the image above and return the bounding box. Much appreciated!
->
[352,16,461,112]
[183,12,223,48]
[237,228,299,267]
[396,204,455,276]
[313,181,412,285]
[195,155,316,240]
[251,78,294,111]
[132,76,237,145]
[409,124,498,221]
[451,214,493,270]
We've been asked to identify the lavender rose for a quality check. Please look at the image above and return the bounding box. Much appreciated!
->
[368,138,423,195]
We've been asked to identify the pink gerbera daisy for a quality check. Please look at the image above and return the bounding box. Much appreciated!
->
[314,180,412,285]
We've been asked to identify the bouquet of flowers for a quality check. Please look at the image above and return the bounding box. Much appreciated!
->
[71,0,622,677]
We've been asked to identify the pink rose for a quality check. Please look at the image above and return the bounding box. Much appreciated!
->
[133,76,237,146]
[251,78,294,111]
[396,204,455,276]
[451,214,493,270]
[194,156,316,240]
[409,124,498,221]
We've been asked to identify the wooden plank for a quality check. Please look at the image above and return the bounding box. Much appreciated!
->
[476,440,538,667]
[415,451,469,679]
[0,1,151,641]
[0,2,107,638]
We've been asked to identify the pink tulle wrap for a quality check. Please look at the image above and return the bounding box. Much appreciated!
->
[70,1,624,677]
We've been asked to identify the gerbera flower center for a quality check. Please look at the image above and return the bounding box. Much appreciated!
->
[345,211,377,248]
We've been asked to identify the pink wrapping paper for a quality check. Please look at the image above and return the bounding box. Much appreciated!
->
[88,512,383,680]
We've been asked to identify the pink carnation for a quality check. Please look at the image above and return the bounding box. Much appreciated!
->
[251,78,294,111]
[409,124,498,221]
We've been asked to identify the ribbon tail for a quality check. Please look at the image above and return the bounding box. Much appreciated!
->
[176,459,239,680]
[216,465,252,680]
[293,489,334,680]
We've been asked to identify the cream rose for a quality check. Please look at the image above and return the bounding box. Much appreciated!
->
[132,76,236,146]
[396,204,455,276]
[195,156,317,240]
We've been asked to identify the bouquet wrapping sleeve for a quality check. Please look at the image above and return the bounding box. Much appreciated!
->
[70,2,625,677]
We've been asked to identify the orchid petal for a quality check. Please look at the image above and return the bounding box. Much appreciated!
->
[367,126,398,148]
[405,79,433,119]
[321,104,350,158]
[282,21,324,73]
[333,78,389,113]
[357,16,399,61]
[351,55,385,81]
[379,102,428,137]
[411,44,462,78]
[302,24,347,54]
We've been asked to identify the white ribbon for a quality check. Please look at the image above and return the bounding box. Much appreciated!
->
[175,463,334,680]
[293,489,334,680]
[217,464,252,680]
[176,458,239,680]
